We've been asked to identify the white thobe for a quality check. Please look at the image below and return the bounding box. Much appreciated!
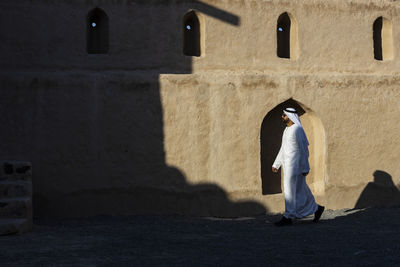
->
[273,124,318,219]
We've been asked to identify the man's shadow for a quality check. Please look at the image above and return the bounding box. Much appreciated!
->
[354,170,400,209]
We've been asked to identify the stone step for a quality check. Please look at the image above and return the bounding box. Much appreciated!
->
[0,181,32,198]
[0,197,32,219]
[0,218,31,235]
[0,161,32,181]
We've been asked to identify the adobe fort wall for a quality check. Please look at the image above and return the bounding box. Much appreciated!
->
[1,0,399,217]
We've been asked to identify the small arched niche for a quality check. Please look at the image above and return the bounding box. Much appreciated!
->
[183,10,203,57]
[260,99,325,195]
[373,17,393,61]
[87,8,109,54]
[277,12,298,59]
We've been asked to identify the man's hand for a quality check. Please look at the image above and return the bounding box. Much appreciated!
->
[272,167,278,173]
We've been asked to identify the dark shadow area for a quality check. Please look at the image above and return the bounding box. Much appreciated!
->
[373,17,383,61]
[277,12,291,59]
[260,99,305,194]
[55,180,267,218]
[354,170,400,209]
[0,1,266,218]
[193,1,240,26]
[3,205,400,265]
[87,7,109,54]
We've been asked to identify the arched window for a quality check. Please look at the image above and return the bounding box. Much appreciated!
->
[373,17,393,61]
[183,11,202,57]
[277,12,298,59]
[87,8,109,54]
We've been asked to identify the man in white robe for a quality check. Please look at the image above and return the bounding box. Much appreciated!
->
[272,107,324,226]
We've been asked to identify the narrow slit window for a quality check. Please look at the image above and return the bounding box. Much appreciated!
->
[373,17,393,61]
[277,12,298,59]
[87,8,109,54]
[277,12,291,59]
[183,11,201,57]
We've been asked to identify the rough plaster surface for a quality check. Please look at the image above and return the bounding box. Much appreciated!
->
[0,0,399,217]
[161,72,400,213]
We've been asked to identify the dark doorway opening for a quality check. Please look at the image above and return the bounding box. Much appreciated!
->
[260,99,305,194]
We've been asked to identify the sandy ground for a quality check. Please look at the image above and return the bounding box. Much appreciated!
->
[1,207,400,266]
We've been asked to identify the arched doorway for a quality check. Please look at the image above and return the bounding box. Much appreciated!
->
[260,99,325,195]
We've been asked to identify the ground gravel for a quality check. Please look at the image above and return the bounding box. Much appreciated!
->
[1,207,400,266]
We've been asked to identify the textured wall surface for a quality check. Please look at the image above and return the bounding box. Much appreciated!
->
[0,0,399,217]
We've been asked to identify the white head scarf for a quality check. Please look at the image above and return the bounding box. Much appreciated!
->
[283,107,309,146]
[283,107,302,126]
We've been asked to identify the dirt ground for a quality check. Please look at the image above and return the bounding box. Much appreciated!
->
[1,206,400,266]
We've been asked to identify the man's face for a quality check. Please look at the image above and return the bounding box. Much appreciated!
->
[282,113,290,124]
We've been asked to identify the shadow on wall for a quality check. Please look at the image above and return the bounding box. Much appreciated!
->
[260,99,305,195]
[0,1,268,217]
[55,169,267,217]
[354,170,400,209]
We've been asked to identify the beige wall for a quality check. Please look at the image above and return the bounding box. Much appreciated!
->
[1,0,399,217]
[191,0,400,74]
[160,73,400,212]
